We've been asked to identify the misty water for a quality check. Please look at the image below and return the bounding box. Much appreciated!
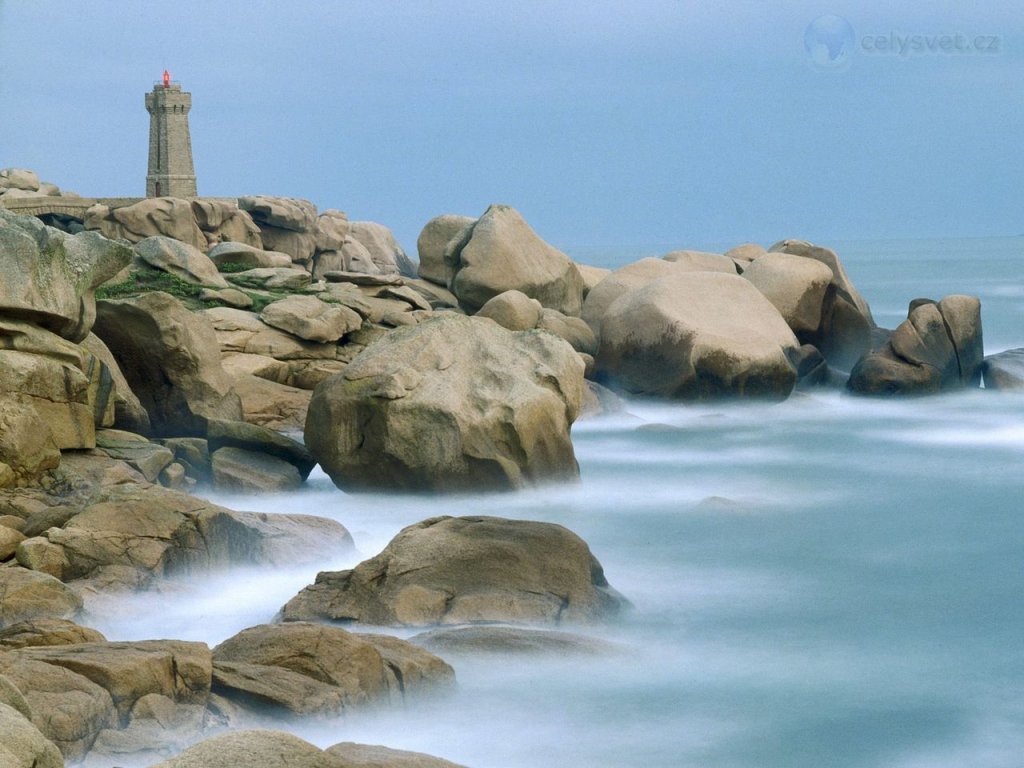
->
[86,238,1023,768]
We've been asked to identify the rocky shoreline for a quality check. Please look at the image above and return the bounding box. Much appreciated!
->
[0,166,1021,767]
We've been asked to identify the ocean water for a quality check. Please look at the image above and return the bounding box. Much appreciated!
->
[87,237,1024,768]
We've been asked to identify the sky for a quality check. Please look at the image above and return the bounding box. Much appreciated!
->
[0,1,1021,255]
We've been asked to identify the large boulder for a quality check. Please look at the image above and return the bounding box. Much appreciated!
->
[349,221,416,277]
[84,198,206,250]
[476,289,543,331]
[580,257,679,338]
[281,515,627,627]
[0,319,116,449]
[0,640,210,763]
[595,272,800,400]
[982,348,1024,390]
[0,209,132,342]
[847,295,983,396]
[305,313,584,492]
[260,295,362,343]
[211,622,453,716]
[447,205,584,315]
[315,209,350,252]
[768,239,875,370]
[190,199,262,249]
[237,196,318,264]
[741,252,835,335]
[0,702,64,768]
[230,374,311,432]
[133,236,230,289]
[417,214,475,287]
[93,292,243,436]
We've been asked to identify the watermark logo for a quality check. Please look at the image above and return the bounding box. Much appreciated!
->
[804,15,856,71]
[804,15,1001,71]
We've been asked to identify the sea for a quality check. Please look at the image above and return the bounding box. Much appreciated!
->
[87,237,1024,768]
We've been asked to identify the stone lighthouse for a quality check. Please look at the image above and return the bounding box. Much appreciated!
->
[145,70,197,197]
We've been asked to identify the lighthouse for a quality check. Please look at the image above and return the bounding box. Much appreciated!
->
[145,71,197,198]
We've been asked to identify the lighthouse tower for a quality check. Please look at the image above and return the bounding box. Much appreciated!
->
[145,71,197,197]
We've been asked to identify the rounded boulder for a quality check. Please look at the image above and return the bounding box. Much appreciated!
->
[595,271,799,400]
[304,313,584,492]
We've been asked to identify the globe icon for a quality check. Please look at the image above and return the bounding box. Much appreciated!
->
[804,15,855,70]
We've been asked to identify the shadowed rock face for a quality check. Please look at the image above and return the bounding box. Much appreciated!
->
[93,291,243,437]
[305,313,584,492]
[982,348,1024,390]
[280,515,629,627]
[0,209,132,342]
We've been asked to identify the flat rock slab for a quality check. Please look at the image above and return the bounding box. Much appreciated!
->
[323,270,404,286]
[411,625,621,657]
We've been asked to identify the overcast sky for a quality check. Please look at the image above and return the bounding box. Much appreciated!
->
[1,1,1021,253]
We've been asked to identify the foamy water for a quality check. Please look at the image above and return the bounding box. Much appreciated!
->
[85,238,1024,767]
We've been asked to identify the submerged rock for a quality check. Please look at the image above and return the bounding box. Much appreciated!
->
[305,313,583,492]
[412,625,619,657]
[280,515,628,627]
[982,348,1024,390]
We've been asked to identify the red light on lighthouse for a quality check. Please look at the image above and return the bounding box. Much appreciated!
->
[162,70,170,88]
